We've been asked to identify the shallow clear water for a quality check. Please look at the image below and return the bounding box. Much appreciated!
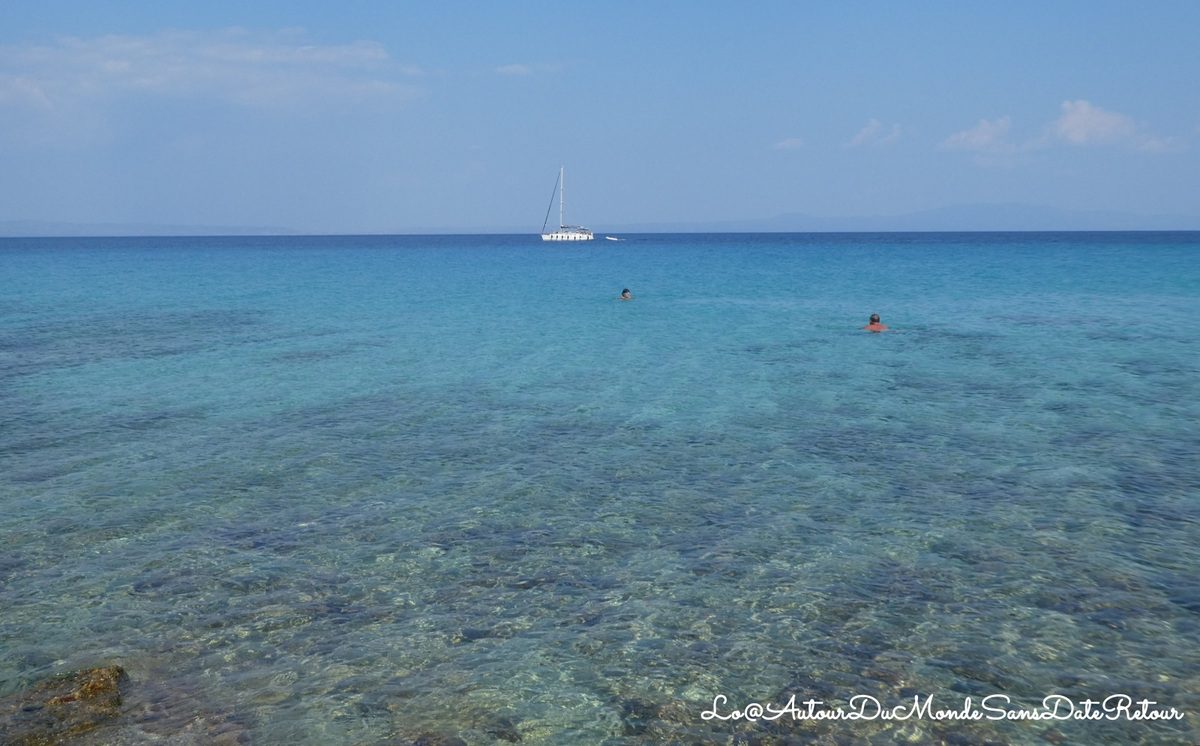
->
[1,232,1198,744]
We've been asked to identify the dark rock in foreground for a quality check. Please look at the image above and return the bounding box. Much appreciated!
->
[0,665,128,745]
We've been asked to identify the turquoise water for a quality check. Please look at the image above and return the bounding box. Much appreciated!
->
[1,232,1198,744]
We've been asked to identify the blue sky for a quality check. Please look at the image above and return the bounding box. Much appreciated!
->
[2,1,1198,233]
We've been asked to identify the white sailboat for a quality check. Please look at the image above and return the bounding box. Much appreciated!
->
[540,167,594,241]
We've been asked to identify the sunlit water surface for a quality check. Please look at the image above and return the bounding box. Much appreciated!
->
[1,233,1198,744]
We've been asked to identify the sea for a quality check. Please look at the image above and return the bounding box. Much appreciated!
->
[1,232,1197,745]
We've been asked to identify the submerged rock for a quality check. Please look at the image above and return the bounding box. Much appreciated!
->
[0,665,128,745]
[1,663,251,745]
[481,714,522,742]
[618,697,661,737]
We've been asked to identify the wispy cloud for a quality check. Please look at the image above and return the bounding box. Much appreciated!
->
[495,63,533,76]
[847,118,901,148]
[941,116,1014,153]
[0,73,53,109]
[0,28,422,110]
[773,137,804,150]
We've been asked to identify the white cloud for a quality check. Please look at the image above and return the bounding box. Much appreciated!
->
[847,118,901,147]
[942,102,1184,167]
[941,116,1014,152]
[773,137,804,150]
[1051,99,1181,152]
[0,28,422,110]
[495,63,533,76]
[1053,100,1135,145]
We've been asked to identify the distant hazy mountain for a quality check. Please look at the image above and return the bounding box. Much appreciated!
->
[0,220,296,237]
[4,204,1197,237]
[605,204,1200,233]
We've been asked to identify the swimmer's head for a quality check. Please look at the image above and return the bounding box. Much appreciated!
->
[869,313,881,324]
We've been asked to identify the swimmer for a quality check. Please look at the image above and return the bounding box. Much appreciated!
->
[864,313,888,332]
[619,288,633,301]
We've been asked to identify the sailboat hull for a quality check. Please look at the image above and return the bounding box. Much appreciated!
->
[541,229,594,241]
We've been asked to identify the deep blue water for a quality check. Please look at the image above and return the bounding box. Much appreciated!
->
[1,232,1198,744]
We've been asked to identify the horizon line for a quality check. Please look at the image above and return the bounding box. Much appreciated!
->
[3,228,1200,240]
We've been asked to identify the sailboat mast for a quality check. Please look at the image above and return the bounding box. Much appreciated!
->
[559,166,565,228]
